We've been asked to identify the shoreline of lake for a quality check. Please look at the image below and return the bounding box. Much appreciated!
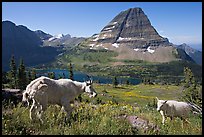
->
[35,69,141,85]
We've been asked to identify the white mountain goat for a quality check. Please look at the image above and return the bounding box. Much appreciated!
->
[156,97,202,125]
[22,76,97,123]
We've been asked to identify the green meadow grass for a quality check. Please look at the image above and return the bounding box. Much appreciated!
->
[2,84,202,135]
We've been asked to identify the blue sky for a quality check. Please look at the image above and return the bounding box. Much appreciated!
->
[2,2,202,50]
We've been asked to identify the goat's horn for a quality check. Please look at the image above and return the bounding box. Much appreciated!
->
[86,75,91,79]
[86,75,93,84]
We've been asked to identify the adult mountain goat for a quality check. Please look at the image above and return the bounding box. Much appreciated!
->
[156,97,202,125]
[22,76,97,123]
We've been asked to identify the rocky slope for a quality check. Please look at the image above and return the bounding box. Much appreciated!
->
[81,7,194,63]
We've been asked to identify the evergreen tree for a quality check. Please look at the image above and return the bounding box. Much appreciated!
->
[58,74,63,79]
[8,55,17,88]
[2,71,9,84]
[62,73,66,78]
[142,77,146,84]
[17,58,27,90]
[2,71,9,88]
[183,67,196,88]
[31,69,37,80]
[126,79,130,85]
[48,72,52,78]
[52,72,55,79]
[113,76,118,88]
[27,70,32,84]
[48,72,55,79]
[69,63,74,80]
[181,67,202,107]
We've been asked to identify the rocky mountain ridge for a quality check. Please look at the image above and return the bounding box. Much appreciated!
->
[81,7,196,63]
[42,33,85,48]
[34,30,52,41]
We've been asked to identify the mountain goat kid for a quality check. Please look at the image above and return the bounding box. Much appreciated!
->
[22,76,97,123]
[156,97,201,126]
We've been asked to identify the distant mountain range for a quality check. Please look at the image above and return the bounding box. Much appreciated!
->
[176,43,202,65]
[42,33,85,48]
[2,21,84,71]
[2,8,202,71]
[191,44,202,52]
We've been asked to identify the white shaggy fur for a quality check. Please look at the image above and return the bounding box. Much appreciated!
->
[22,76,97,123]
[156,97,192,125]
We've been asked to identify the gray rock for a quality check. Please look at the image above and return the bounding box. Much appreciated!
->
[117,114,160,134]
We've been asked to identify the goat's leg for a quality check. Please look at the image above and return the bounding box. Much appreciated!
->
[27,100,30,107]
[162,116,165,125]
[36,104,44,124]
[160,110,165,125]
[63,104,72,119]
[36,98,47,124]
[29,99,36,121]
[181,117,190,129]
[61,98,72,118]
[61,99,73,123]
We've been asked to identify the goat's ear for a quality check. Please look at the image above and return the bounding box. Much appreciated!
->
[38,83,48,91]
[86,75,93,84]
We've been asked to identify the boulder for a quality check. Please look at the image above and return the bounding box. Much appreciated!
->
[117,114,159,134]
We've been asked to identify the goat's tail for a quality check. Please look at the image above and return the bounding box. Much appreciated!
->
[188,102,202,115]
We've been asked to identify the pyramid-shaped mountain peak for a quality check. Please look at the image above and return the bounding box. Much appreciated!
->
[88,7,169,48]
[81,7,194,63]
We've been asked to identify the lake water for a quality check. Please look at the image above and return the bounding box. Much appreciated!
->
[36,69,141,85]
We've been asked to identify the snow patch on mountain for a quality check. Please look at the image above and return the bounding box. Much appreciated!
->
[147,46,155,53]
[118,37,132,41]
[112,43,119,48]
[103,26,115,31]
[133,48,139,51]
[48,34,64,41]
